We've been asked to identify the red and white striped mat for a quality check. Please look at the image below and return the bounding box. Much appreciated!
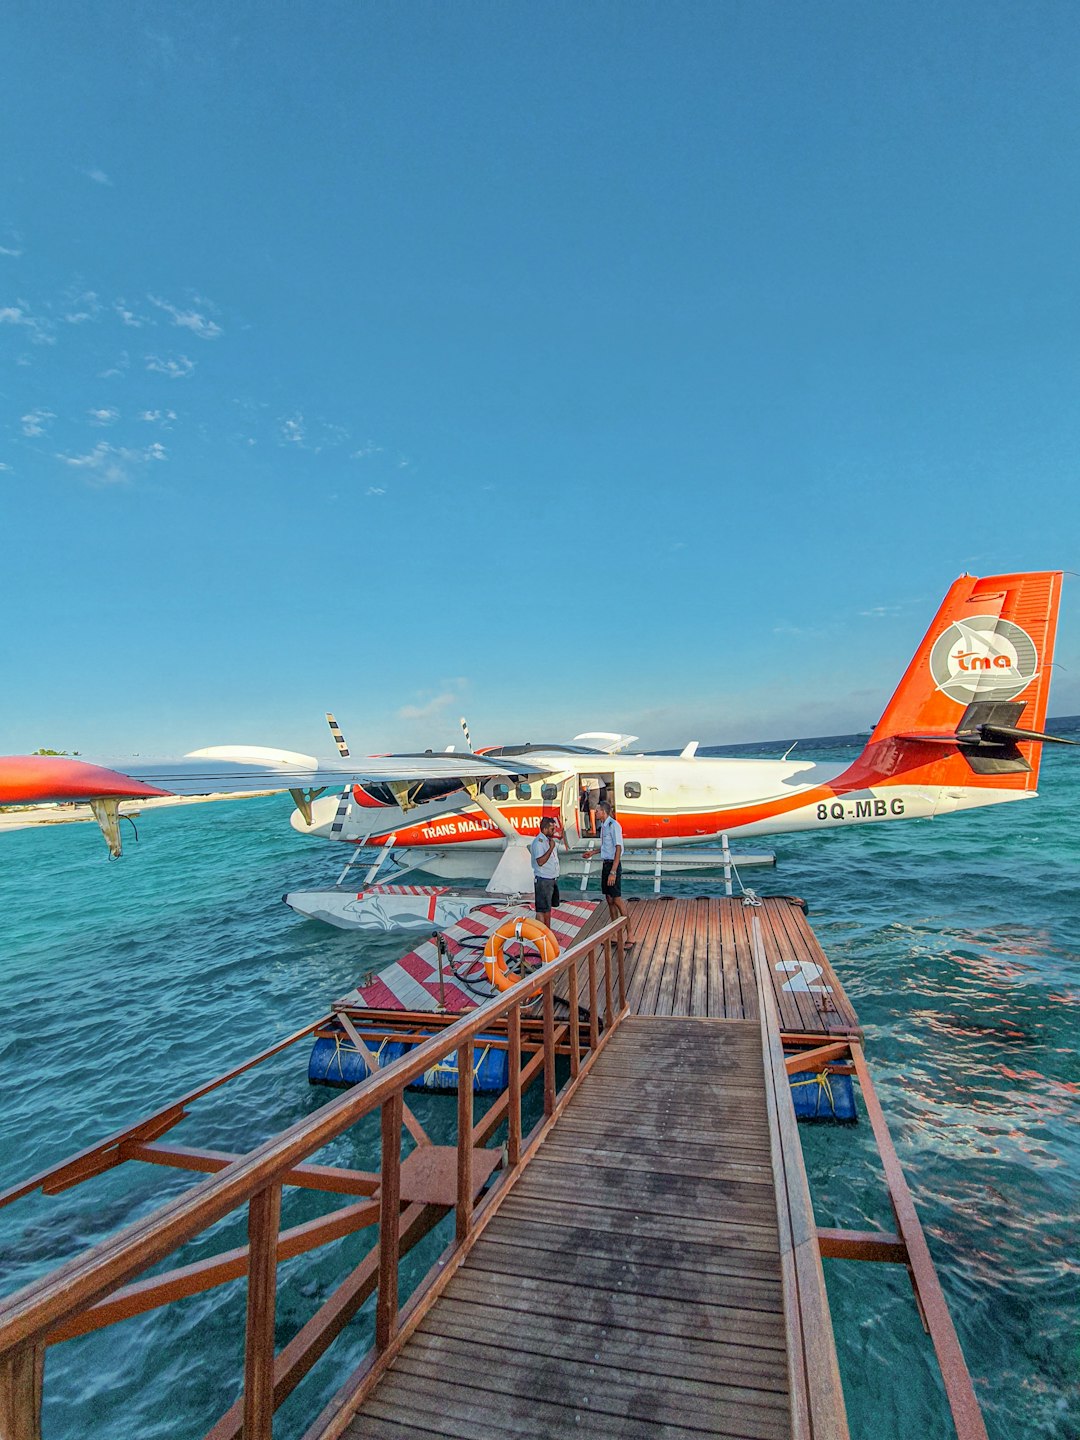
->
[336,898,598,1013]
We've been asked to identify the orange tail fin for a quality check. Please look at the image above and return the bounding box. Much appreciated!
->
[843,571,1065,794]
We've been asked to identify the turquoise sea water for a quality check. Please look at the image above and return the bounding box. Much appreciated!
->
[1,731,1077,1439]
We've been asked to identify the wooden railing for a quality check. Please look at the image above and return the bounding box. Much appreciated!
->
[749,912,988,1440]
[0,920,628,1440]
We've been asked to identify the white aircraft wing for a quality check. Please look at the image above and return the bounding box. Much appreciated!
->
[572,731,639,754]
[177,745,560,791]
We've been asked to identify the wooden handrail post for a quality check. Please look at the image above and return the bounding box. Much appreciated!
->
[587,947,600,1051]
[375,1092,403,1351]
[507,1004,522,1167]
[0,1339,44,1440]
[455,1045,473,1242]
[243,1183,282,1440]
[567,957,580,1077]
[542,982,556,1118]
[602,938,614,1026]
[616,925,626,1009]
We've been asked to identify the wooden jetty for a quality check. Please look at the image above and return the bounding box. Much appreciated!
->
[560,893,861,1036]
[0,896,987,1440]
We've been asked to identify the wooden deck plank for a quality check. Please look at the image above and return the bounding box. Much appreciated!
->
[668,899,697,1018]
[406,1331,792,1413]
[758,903,819,1035]
[622,897,671,1012]
[392,1338,791,1437]
[495,1193,780,1251]
[733,902,763,1024]
[770,899,858,1035]
[703,893,724,1018]
[634,898,681,1017]
[694,892,720,1019]
[424,1298,789,1388]
[719,896,746,1019]
[486,1216,782,1276]
[358,1372,771,1440]
[442,1268,789,1348]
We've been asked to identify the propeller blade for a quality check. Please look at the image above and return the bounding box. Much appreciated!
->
[326,713,351,759]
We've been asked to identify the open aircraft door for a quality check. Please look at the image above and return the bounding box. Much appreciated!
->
[561,774,581,846]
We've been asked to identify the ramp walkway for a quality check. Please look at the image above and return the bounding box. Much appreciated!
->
[338,1014,844,1440]
[0,901,986,1440]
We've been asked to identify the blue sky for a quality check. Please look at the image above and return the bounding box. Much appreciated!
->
[2,1,1078,759]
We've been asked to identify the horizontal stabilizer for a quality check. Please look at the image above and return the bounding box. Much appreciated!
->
[894,701,1076,776]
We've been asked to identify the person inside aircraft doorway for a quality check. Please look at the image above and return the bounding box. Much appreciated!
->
[580,777,599,836]
[586,800,633,945]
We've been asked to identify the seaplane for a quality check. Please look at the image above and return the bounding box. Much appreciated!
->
[1,570,1074,932]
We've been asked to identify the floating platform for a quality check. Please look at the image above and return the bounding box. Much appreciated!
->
[312,896,861,1120]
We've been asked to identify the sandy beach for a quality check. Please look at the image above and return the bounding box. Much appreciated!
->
[0,790,285,833]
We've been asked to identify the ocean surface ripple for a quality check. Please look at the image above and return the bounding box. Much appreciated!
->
[0,732,1076,1439]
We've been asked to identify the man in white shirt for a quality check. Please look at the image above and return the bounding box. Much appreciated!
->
[586,800,633,944]
[530,816,561,931]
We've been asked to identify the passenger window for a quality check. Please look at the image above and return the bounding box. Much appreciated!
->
[541,784,557,802]
[623,781,641,799]
[516,783,532,800]
[492,782,510,801]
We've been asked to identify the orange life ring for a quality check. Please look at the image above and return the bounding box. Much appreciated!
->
[483,917,560,993]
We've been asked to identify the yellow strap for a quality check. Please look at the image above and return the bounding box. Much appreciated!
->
[789,1070,835,1106]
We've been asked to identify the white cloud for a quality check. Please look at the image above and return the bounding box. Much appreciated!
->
[145,353,195,378]
[352,443,384,459]
[278,413,350,452]
[280,414,306,446]
[88,407,119,426]
[148,294,223,340]
[98,351,131,378]
[0,246,22,258]
[0,304,54,344]
[771,622,831,640]
[21,409,56,437]
[63,291,103,324]
[115,300,146,328]
[85,168,112,186]
[139,409,177,425]
[56,441,166,486]
[398,691,459,721]
[366,486,386,496]
[0,461,12,472]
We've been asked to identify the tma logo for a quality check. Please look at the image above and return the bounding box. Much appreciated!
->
[929,615,1039,703]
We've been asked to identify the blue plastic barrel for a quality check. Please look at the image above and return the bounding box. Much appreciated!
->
[308,1030,509,1093]
[788,1069,857,1122]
